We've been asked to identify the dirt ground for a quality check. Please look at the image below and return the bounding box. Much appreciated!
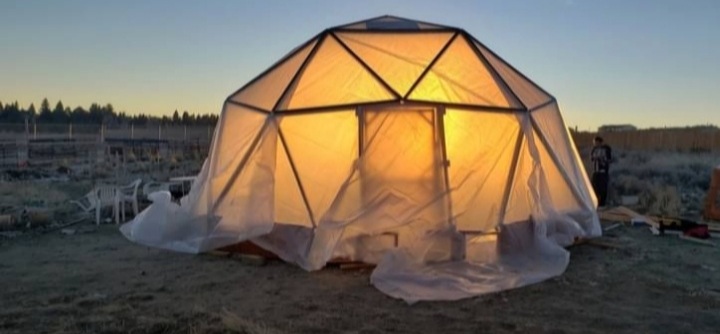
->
[1,219,719,334]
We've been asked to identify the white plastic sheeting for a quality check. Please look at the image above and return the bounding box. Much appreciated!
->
[121,17,601,303]
[121,105,599,303]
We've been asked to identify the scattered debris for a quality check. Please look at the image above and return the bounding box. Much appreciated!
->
[654,216,711,239]
[706,222,720,233]
[0,214,15,230]
[702,165,720,221]
[620,195,639,206]
[0,230,23,239]
[631,217,650,227]
[603,223,622,232]
[701,265,717,272]
[21,208,52,228]
[598,206,659,228]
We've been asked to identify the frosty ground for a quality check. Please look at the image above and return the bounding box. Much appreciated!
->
[1,151,720,333]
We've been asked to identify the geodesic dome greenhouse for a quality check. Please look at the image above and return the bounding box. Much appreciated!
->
[122,16,601,303]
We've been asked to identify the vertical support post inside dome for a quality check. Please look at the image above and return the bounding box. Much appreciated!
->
[437,106,462,260]
[356,106,364,158]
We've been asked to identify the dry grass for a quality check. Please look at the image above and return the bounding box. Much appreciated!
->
[220,309,286,334]
[0,181,71,208]
[583,150,720,216]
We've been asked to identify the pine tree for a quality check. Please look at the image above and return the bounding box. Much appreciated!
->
[39,98,52,122]
[89,103,103,124]
[53,100,68,123]
[27,103,37,120]
[182,110,190,125]
[72,106,88,124]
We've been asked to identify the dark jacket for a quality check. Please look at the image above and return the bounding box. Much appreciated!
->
[590,144,612,174]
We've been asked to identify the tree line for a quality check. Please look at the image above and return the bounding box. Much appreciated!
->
[0,98,218,126]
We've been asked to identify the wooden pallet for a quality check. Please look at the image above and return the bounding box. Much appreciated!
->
[218,241,280,260]
[215,241,370,269]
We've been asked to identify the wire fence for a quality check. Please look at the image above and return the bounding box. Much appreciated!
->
[572,129,720,153]
[7,122,718,171]
[0,123,216,169]
[0,123,215,142]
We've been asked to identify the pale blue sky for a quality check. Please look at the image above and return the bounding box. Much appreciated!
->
[1,0,718,130]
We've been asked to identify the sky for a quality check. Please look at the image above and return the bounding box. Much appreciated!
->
[1,0,718,130]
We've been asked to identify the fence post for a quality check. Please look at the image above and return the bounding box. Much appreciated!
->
[100,124,105,142]
[184,125,187,141]
[69,123,73,140]
[33,122,37,140]
[131,123,134,140]
[24,117,29,141]
[158,123,162,141]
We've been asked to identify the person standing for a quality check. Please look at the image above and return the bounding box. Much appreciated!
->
[590,136,612,208]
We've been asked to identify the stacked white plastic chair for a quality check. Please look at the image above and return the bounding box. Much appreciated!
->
[94,185,120,225]
[118,179,142,221]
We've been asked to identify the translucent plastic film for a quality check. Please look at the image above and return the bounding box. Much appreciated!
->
[336,32,454,95]
[409,36,521,108]
[277,36,395,110]
[474,41,552,109]
[444,109,520,232]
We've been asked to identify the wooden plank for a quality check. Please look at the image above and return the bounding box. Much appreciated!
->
[598,206,659,228]
[706,222,720,232]
[339,262,376,271]
[218,241,279,259]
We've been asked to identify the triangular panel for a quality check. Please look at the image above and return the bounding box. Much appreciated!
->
[213,103,268,176]
[444,109,520,231]
[409,36,522,108]
[366,17,422,30]
[532,128,584,213]
[475,40,553,109]
[502,127,582,225]
[341,22,367,30]
[502,138,534,225]
[229,39,317,110]
[277,36,395,111]
[531,102,595,208]
[417,22,446,30]
[274,130,313,227]
[209,121,277,246]
[336,16,449,31]
[336,32,454,96]
[278,111,358,220]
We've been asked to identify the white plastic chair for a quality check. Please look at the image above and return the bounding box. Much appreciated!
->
[118,178,142,221]
[94,185,120,225]
[70,191,98,213]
